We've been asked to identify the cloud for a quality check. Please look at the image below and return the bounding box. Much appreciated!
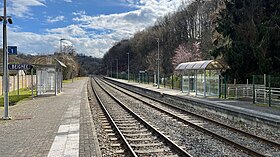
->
[47,16,65,23]
[69,0,188,57]
[46,25,87,37]
[4,0,46,18]
[1,0,190,58]
[72,11,86,16]
[63,0,72,2]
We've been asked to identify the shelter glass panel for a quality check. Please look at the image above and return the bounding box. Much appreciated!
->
[189,70,196,92]
[196,70,204,95]
[182,76,189,93]
[206,70,220,96]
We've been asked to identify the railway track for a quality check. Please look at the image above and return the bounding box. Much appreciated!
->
[99,77,280,157]
[88,80,125,156]
[89,77,192,156]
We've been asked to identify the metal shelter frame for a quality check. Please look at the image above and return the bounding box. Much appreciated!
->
[175,60,228,97]
[33,59,66,96]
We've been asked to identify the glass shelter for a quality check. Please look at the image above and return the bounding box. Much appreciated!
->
[175,60,228,97]
[33,58,66,96]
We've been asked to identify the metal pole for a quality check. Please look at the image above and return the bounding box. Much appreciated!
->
[60,39,66,53]
[31,68,34,99]
[127,53,130,82]
[13,75,15,91]
[36,70,38,96]
[156,38,160,89]
[110,62,112,77]
[171,74,174,89]
[253,75,255,104]
[17,71,19,96]
[2,0,10,119]
[264,74,266,103]
[60,39,62,53]
[72,70,74,83]
[224,75,227,99]
[55,69,57,96]
[116,59,118,79]
[204,70,206,97]
[268,75,271,107]
[60,67,62,92]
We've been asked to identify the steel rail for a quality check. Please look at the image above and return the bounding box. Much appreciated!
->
[94,77,193,157]
[90,77,138,157]
[102,78,280,157]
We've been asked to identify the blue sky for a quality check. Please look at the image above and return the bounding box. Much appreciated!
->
[0,0,188,57]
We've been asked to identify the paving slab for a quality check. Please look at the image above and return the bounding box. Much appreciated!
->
[0,77,101,157]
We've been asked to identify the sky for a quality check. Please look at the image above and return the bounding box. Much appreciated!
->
[0,0,189,58]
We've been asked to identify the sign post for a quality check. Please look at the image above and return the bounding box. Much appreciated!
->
[8,64,33,102]
[31,68,34,99]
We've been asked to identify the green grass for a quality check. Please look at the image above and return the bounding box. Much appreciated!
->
[0,88,33,107]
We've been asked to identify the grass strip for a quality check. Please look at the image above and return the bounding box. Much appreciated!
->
[0,88,33,107]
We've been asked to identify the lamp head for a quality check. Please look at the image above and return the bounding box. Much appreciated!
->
[7,18,12,24]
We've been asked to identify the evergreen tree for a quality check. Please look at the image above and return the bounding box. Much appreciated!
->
[212,0,280,82]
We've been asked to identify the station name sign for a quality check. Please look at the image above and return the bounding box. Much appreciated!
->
[8,64,33,70]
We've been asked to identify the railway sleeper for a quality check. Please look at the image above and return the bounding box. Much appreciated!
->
[121,129,148,133]
[118,126,144,130]
[164,155,180,157]
[104,129,114,132]
[134,148,168,154]
[110,143,122,147]
[109,137,118,141]
[130,142,162,147]
[102,125,111,129]
[124,132,152,137]
[126,137,157,141]
[116,123,140,127]
[107,133,116,136]
[113,149,125,154]
[114,118,136,121]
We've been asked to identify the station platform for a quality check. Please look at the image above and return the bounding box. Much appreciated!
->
[106,77,280,128]
[0,78,101,157]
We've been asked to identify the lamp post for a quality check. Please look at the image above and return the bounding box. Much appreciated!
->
[110,62,112,77]
[155,38,160,89]
[2,0,13,120]
[115,59,118,79]
[127,53,129,82]
[60,38,66,53]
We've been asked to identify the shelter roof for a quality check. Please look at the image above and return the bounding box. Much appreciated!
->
[175,60,228,71]
[31,56,66,68]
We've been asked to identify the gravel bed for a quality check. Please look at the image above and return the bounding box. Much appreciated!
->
[100,80,251,157]
[164,97,280,143]
[88,83,126,157]
[106,79,280,145]
[163,103,279,156]
[92,79,180,157]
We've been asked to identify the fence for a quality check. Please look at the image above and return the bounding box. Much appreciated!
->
[220,82,253,99]
[110,73,280,106]
[253,75,280,106]
[110,72,181,90]
[0,75,36,95]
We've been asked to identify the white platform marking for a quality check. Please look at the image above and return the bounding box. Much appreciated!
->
[48,100,80,157]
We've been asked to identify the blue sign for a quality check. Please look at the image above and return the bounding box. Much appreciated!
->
[8,46,17,55]
[8,64,33,70]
